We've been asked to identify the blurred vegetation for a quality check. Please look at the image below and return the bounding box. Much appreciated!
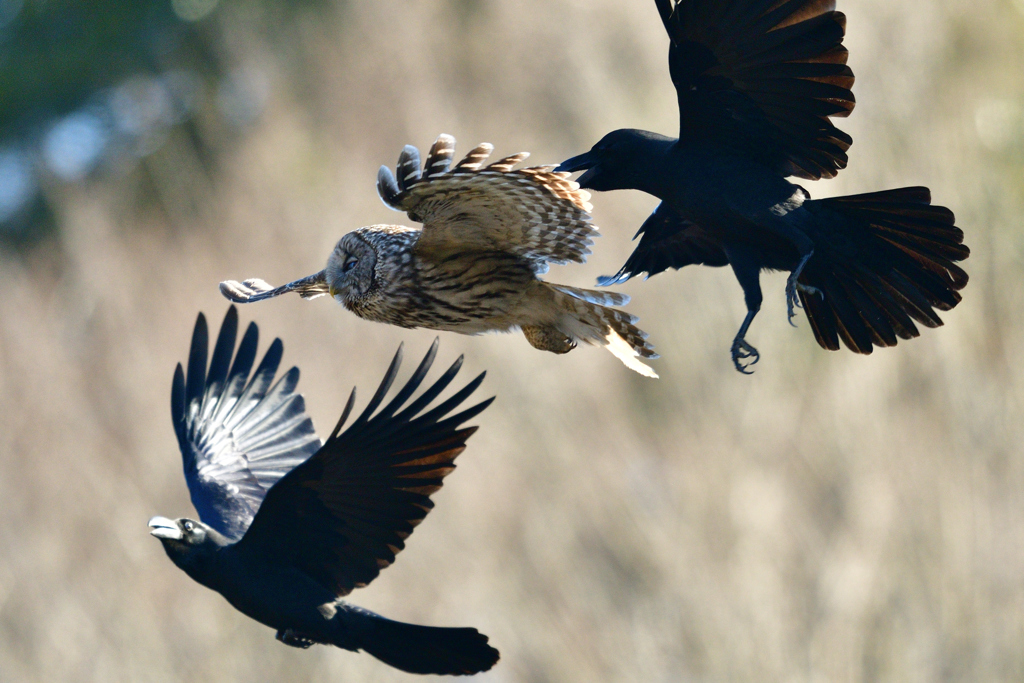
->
[1,1,1023,681]
[0,0,332,247]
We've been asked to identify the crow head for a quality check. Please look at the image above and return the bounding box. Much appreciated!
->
[149,516,229,585]
[556,129,673,192]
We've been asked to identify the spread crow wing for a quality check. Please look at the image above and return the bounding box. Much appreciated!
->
[171,307,321,541]
[377,134,597,274]
[598,202,729,286]
[234,339,493,597]
[659,0,856,179]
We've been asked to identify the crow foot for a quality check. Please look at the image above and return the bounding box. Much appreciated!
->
[277,629,317,649]
[731,336,760,375]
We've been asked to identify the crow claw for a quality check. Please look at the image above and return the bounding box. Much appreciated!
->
[731,337,760,374]
[277,629,317,649]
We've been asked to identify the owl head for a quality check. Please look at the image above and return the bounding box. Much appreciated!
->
[325,225,420,306]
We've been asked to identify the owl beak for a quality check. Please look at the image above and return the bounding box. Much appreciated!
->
[329,285,338,298]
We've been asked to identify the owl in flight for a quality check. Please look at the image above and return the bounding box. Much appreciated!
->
[221,134,658,377]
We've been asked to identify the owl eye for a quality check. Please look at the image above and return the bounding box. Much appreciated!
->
[342,257,358,273]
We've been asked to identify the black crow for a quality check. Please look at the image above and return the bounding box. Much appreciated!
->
[557,0,969,373]
[149,306,499,675]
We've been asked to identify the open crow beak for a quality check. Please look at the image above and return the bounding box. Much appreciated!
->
[149,516,183,541]
[555,151,599,188]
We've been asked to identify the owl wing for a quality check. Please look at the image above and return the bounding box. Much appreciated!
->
[377,134,597,274]
[233,339,493,597]
[172,307,322,541]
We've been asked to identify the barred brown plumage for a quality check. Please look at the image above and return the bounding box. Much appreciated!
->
[220,134,659,377]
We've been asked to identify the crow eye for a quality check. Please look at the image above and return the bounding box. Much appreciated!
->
[342,257,358,273]
[183,521,194,532]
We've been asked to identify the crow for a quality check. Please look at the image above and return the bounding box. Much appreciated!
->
[557,0,969,373]
[149,306,499,675]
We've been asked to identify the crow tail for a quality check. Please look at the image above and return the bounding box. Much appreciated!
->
[799,187,969,353]
[342,606,499,676]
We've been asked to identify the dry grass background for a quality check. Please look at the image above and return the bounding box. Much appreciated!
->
[1,1,1023,680]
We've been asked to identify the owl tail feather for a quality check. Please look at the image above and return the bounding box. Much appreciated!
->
[544,283,659,378]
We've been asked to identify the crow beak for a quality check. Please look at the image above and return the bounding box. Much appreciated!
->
[149,516,183,541]
[555,151,595,174]
[556,151,600,188]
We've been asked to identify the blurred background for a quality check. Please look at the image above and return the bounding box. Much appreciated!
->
[1,0,1022,680]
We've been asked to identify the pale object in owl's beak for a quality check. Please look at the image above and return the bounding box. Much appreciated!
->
[218,271,330,303]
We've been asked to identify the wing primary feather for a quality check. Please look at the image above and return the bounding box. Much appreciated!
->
[185,313,209,434]
[391,355,464,423]
[352,343,404,426]
[485,153,529,172]
[655,0,674,36]
[207,307,238,387]
[406,371,487,428]
[176,308,326,540]
[425,134,456,178]
[233,341,491,595]
[377,165,401,208]
[230,366,302,438]
[392,395,492,448]
[373,338,439,423]
[223,337,283,433]
[328,388,358,441]
[199,307,239,427]
[396,146,421,191]
[429,397,495,434]
[210,321,260,429]
[171,363,187,452]
[452,143,494,171]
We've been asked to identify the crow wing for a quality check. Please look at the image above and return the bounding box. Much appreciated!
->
[172,306,321,541]
[660,0,855,179]
[377,134,597,274]
[234,339,493,597]
[598,202,729,286]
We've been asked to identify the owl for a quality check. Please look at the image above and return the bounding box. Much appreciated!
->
[220,134,658,377]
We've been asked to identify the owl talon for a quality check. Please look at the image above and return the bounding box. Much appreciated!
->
[522,325,576,354]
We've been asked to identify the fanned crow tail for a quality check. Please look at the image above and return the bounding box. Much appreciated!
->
[798,187,969,353]
[343,607,499,676]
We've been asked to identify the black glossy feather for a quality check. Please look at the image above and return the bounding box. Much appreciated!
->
[174,307,320,540]
[558,0,968,371]
[598,202,728,285]
[236,342,493,597]
[663,0,855,179]
[155,322,499,676]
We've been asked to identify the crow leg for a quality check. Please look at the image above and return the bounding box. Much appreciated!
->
[785,251,822,326]
[748,210,819,327]
[725,246,763,374]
